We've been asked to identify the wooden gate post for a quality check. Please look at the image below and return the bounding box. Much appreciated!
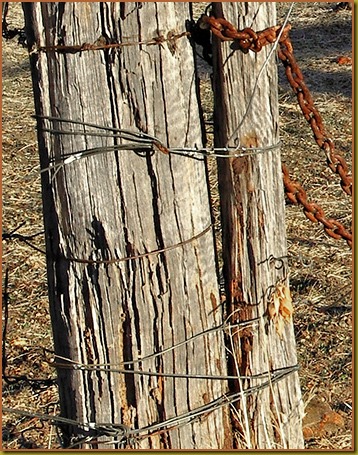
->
[212,2,304,449]
[23,2,231,449]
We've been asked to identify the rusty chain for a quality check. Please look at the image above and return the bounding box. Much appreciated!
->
[199,14,352,196]
[277,33,352,196]
[200,15,291,52]
[282,165,352,247]
[13,9,351,247]
[199,14,352,247]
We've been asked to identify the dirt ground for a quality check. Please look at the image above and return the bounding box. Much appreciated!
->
[2,2,352,450]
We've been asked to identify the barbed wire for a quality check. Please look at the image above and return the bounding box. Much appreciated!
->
[2,222,46,255]
[33,31,190,55]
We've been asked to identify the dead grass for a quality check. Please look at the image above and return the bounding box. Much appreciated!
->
[1,2,352,450]
[2,3,57,449]
[276,2,352,449]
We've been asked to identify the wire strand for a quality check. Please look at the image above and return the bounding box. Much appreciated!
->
[44,318,260,368]
[2,364,299,446]
[227,3,295,148]
[35,116,282,174]
[62,223,212,265]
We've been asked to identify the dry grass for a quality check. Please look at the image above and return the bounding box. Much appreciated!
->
[276,2,352,449]
[2,4,57,450]
[2,2,352,450]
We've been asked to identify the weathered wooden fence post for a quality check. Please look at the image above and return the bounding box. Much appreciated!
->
[23,2,232,449]
[212,2,304,449]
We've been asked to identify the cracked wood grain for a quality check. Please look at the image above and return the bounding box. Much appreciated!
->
[212,2,304,449]
[24,2,231,449]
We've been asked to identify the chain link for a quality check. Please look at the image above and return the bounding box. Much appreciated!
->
[198,13,352,247]
[200,15,291,52]
[282,165,352,247]
[277,39,352,196]
[199,14,352,197]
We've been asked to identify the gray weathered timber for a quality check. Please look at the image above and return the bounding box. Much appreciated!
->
[24,2,231,449]
[212,2,304,449]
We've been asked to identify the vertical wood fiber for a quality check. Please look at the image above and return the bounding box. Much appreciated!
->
[212,2,304,449]
[24,2,231,449]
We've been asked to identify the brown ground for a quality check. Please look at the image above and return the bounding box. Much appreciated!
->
[2,2,352,450]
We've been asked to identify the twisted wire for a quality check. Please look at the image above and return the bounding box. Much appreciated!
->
[35,115,282,176]
[3,363,299,447]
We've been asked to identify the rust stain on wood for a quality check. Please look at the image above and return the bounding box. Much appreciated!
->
[241,131,259,148]
[232,156,247,175]
[210,291,218,312]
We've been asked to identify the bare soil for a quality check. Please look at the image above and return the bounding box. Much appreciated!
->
[2,2,352,450]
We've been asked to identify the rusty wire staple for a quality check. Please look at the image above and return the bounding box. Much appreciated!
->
[199,14,352,196]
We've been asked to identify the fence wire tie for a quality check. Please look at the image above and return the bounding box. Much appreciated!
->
[34,115,281,175]
[65,364,295,383]
[122,364,300,441]
[2,406,129,437]
[2,364,298,445]
[44,350,295,383]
